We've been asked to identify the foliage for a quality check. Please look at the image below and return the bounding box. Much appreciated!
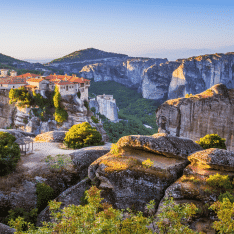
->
[9,86,32,107]
[0,132,21,176]
[84,100,89,110]
[9,186,153,234]
[36,183,54,213]
[64,122,104,149]
[185,93,193,98]
[210,198,234,234]
[219,191,234,203]
[54,107,68,123]
[142,158,154,168]
[196,134,226,150]
[89,80,162,142]
[91,115,99,123]
[5,208,38,231]
[156,197,199,234]
[206,173,233,191]
[110,143,120,155]
[53,86,61,109]
[77,90,81,98]
[90,107,96,113]
[45,154,72,170]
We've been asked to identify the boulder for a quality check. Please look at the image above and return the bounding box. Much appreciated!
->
[0,223,16,234]
[70,143,112,179]
[34,131,67,142]
[37,178,91,227]
[116,133,203,160]
[156,148,234,234]
[88,134,202,212]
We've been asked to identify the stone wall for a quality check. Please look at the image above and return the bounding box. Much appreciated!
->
[156,84,234,151]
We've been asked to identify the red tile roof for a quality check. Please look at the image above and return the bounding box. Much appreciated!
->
[45,74,89,84]
[0,77,26,84]
[16,73,39,78]
[27,78,44,83]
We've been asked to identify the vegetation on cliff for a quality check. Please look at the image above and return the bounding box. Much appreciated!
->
[53,86,68,123]
[64,122,104,149]
[196,134,226,150]
[0,132,21,176]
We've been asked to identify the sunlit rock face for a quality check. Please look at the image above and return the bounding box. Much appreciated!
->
[168,53,234,99]
[156,84,234,151]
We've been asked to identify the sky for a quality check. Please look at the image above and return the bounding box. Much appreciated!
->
[0,0,234,62]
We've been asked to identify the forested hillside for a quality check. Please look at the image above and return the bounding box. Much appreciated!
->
[89,80,164,142]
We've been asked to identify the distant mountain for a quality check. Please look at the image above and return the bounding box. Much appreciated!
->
[0,53,28,65]
[48,48,128,64]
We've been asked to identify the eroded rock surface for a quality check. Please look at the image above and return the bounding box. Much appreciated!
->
[156,84,234,151]
[0,223,16,234]
[88,134,202,212]
[34,131,67,142]
[156,148,234,234]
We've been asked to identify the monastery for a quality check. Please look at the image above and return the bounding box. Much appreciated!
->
[0,70,90,101]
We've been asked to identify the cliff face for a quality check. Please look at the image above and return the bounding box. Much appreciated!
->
[80,58,168,97]
[0,90,15,128]
[80,52,234,100]
[156,84,234,151]
[168,53,234,99]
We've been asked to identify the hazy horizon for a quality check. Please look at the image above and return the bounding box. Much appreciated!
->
[1,0,234,62]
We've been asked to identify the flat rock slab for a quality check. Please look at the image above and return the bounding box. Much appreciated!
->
[117,133,203,160]
[0,223,16,234]
[34,131,67,142]
[188,148,234,171]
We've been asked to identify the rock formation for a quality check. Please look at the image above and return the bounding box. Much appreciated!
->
[156,84,234,151]
[156,148,234,234]
[88,133,202,211]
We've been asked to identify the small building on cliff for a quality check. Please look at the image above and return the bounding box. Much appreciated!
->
[90,94,118,122]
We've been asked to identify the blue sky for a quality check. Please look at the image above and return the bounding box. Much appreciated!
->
[0,0,233,61]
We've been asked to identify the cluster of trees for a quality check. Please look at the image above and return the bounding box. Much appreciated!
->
[89,80,163,142]
[9,86,32,107]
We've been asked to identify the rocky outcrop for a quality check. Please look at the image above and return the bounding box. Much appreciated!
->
[156,84,234,151]
[156,148,234,234]
[88,133,202,212]
[37,178,91,226]
[0,223,16,234]
[0,128,35,138]
[34,131,67,142]
[70,143,112,179]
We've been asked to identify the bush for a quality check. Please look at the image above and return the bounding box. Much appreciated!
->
[0,132,21,176]
[53,86,61,109]
[84,100,89,110]
[36,183,54,213]
[196,134,226,150]
[142,158,154,168]
[91,115,99,123]
[206,173,233,190]
[77,90,81,98]
[64,122,104,149]
[219,191,234,203]
[90,107,96,113]
[9,87,32,107]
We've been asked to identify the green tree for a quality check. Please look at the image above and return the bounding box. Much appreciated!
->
[54,108,68,123]
[53,86,61,109]
[64,122,104,149]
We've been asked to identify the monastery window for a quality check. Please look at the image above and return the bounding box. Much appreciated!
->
[66,86,68,91]
[13,86,14,88]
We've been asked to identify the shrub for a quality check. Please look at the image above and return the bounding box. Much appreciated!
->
[6,208,38,231]
[0,132,21,176]
[84,100,89,110]
[77,90,81,98]
[156,197,199,234]
[110,143,120,155]
[64,122,104,149]
[206,173,233,190]
[142,158,154,168]
[219,191,234,203]
[45,154,72,170]
[90,107,96,113]
[54,108,68,123]
[91,115,99,123]
[9,87,32,108]
[53,86,61,109]
[36,183,54,213]
[196,134,226,150]
[210,198,234,234]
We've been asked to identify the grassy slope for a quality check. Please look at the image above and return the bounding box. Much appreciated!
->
[49,48,128,64]
[89,80,163,142]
